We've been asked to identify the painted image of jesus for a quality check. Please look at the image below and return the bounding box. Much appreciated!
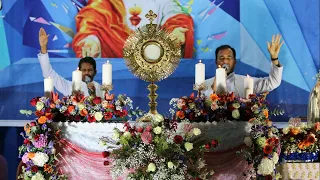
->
[72,0,194,58]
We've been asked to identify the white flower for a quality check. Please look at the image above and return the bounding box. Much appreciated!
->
[300,123,307,129]
[51,148,56,154]
[94,112,103,121]
[31,152,49,167]
[146,163,156,172]
[77,103,85,110]
[169,108,175,115]
[232,109,240,119]
[167,161,175,169]
[282,126,290,134]
[232,103,240,109]
[193,128,201,136]
[184,142,193,151]
[112,129,120,140]
[244,136,253,147]
[257,158,275,176]
[272,152,279,164]
[36,102,44,111]
[123,132,131,139]
[154,114,164,122]
[31,172,45,180]
[153,126,162,134]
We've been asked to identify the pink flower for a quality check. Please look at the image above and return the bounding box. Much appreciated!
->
[22,153,30,163]
[137,127,144,133]
[32,134,47,148]
[183,124,193,133]
[145,125,153,132]
[177,98,186,109]
[141,131,153,144]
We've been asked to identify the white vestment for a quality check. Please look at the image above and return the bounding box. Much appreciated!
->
[204,63,283,98]
[38,53,104,98]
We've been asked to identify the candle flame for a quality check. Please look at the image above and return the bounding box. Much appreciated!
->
[199,60,202,63]
[247,74,250,78]
[107,60,110,63]
[77,67,79,70]
[218,65,221,68]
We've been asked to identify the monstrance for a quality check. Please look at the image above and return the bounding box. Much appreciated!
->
[123,10,181,121]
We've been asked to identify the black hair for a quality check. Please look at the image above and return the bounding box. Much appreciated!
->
[78,57,97,73]
[215,45,236,61]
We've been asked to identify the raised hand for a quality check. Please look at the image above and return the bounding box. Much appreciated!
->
[39,28,49,54]
[77,36,101,58]
[267,34,284,59]
[172,27,188,45]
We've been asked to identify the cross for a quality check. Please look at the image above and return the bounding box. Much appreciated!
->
[145,10,157,24]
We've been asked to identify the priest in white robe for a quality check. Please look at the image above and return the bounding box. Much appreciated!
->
[204,34,284,98]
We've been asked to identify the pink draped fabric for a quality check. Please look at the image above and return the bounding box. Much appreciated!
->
[56,139,127,180]
[56,139,250,179]
[204,144,251,180]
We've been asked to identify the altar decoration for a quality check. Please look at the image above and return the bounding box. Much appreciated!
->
[280,118,320,162]
[307,71,320,125]
[18,92,143,179]
[170,92,270,122]
[123,10,181,118]
[100,115,217,180]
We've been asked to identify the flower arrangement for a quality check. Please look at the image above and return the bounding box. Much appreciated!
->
[280,118,320,162]
[170,92,270,123]
[18,107,67,180]
[24,92,143,123]
[242,121,281,180]
[100,114,217,180]
[206,92,270,122]
[169,93,207,122]
[18,93,141,179]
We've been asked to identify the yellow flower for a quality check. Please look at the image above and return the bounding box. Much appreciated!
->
[146,163,156,172]
[184,142,193,151]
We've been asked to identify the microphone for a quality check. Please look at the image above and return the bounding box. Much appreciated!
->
[222,64,229,71]
[84,76,93,95]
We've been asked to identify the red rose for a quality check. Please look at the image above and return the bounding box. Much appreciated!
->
[103,161,110,166]
[34,110,43,117]
[211,140,218,148]
[93,97,102,105]
[265,175,272,180]
[204,143,211,150]
[88,115,96,123]
[45,113,53,120]
[263,145,273,155]
[102,151,110,158]
[116,109,128,118]
[104,112,113,120]
[137,127,144,133]
[30,98,38,106]
[174,135,183,144]
[45,108,51,113]
[31,166,38,172]
[30,122,36,127]
[23,139,30,145]
[34,134,40,141]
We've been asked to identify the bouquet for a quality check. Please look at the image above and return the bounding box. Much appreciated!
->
[281,118,320,162]
[100,114,217,180]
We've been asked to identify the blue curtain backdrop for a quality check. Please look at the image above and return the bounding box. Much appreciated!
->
[0,0,319,179]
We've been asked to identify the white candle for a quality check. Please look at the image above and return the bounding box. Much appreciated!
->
[215,65,227,94]
[72,68,82,91]
[244,75,254,99]
[102,60,112,85]
[195,60,205,85]
[44,77,54,95]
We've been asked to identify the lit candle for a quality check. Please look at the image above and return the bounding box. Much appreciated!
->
[195,60,205,85]
[215,65,227,94]
[244,74,254,99]
[102,60,112,85]
[44,77,53,97]
[72,68,82,91]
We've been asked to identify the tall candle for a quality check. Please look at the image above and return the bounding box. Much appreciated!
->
[102,60,112,85]
[195,60,205,85]
[244,74,254,99]
[44,77,53,97]
[72,68,82,91]
[215,65,227,94]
